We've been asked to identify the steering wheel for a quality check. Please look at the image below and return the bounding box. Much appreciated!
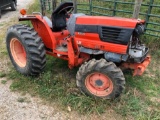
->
[58,6,74,14]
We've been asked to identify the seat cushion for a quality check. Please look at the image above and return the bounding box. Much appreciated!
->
[52,13,66,31]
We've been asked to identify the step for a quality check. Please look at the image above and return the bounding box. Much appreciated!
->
[55,46,68,52]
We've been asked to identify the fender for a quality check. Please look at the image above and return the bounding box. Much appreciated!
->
[19,15,57,51]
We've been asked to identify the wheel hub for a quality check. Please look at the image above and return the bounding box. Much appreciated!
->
[95,79,103,86]
[10,38,27,67]
[85,72,113,96]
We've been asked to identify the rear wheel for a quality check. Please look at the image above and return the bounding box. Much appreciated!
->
[10,38,27,68]
[76,59,125,99]
[0,9,1,18]
[11,1,16,11]
[6,24,46,76]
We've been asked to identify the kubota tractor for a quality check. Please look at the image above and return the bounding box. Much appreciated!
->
[6,2,150,99]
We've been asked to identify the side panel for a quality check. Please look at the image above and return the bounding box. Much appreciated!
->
[76,16,140,28]
[73,16,139,54]
[74,32,128,54]
[75,24,134,45]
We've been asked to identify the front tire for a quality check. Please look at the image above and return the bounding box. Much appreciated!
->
[76,59,125,99]
[6,24,46,76]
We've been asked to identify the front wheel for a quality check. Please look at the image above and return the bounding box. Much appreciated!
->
[76,59,125,99]
[6,24,46,76]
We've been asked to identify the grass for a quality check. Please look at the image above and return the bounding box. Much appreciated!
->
[8,57,111,115]
[0,23,4,26]
[0,73,6,78]
[17,97,26,103]
[0,0,160,119]
[7,55,160,119]
[1,80,7,84]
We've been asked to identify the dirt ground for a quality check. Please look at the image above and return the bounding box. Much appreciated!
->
[0,1,123,120]
[0,78,68,120]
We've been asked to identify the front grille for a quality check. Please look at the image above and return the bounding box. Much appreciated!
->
[102,26,121,38]
[99,26,133,45]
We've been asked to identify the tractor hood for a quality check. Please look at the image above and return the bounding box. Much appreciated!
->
[76,16,144,28]
[67,14,145,54]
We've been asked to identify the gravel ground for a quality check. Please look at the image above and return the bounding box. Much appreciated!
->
[0,78,69,120]
[0,0,34,24]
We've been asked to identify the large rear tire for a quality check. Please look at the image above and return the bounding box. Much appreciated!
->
[6,24,46,76]
[76,59,125,99]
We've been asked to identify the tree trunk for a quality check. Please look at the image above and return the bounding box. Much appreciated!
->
[133,0,142,19]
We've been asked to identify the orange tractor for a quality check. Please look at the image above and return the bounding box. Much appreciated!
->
[6,2,150,99]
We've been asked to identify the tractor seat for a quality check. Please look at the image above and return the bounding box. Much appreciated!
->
[43,16,52,28]
[51,2,73,32]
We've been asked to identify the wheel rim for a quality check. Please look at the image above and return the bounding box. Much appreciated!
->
[10,38,26,67]
[85,72,113,97]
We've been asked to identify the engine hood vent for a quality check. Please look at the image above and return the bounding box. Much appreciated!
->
[99,26,134,45]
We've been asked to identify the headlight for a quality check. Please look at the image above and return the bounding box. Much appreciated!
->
[134,24,145,36]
